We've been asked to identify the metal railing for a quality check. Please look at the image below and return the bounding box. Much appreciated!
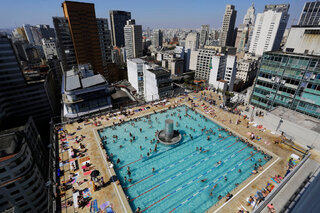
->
[252,153,311,213]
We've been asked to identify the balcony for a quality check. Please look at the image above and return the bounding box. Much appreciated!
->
[157,78,172,84]
[158,85,173,93]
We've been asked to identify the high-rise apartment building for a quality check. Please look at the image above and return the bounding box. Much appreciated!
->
[62,1,104,76]
[127,58,173,101]
[208,54,237,91]
[12,27,27,41]
[236,53,259,86]
[195,49,217,80]
[36,24,55,40]
[298,1,320,26]
[21,24,55,46]
[249,4,290,56]
[124,19,143,59]
[52,16,77,71]
[243,3,256,25]
[219,5,237,46]
[200,25,210,47]
[41,38,58,60]
[250,51,320,118]
[235,25,249,53]
[185,32,199,51]
[109,10,131,47]
[0,117,48,212]
[23,24,35,45]
[96,18,112,66]
[152,29,163,48]
[236,4,255,52]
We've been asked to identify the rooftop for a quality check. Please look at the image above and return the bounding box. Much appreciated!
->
[128,58,145,64]
[271,106,320,132]
[147,67,171,77]
[64,64,107,92]
[266,51,320,59]
[0,126,24,158]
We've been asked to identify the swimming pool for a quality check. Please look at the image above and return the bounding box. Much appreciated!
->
[98,105,269,212]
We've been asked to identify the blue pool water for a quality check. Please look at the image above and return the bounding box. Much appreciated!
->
[98,105,269,213]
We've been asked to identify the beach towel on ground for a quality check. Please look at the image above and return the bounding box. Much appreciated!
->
[100,201,110,210]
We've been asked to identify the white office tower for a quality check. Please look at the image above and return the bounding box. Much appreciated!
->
[219,5,237,46]
[124,19,143,59]
[209,54,237,91]
[152,29,163,48]
[185,32,199,51]
[127,58,173,101]
[200,25,210,47]
[243,3,256,25]
[249,4,289,56]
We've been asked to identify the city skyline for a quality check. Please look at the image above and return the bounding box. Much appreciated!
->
[0,0,305,29]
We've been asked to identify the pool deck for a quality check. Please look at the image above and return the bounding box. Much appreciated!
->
[57,90,319,213]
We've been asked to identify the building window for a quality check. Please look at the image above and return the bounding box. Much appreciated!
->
[23,208,32,213]
[1,176,10,182]
[11,190,20,195]
[5,183,16,189]
[15,196,24,202]
[19,202,28,208]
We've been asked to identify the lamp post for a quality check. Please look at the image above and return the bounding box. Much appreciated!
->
[250,106,255,121]
[276,117,284,133]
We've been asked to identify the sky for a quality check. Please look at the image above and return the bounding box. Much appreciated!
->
[0,0,306,30]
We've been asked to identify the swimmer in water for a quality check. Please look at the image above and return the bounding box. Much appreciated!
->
[198,179,207,182]
[152,168,155,172]
[211,184,217,191]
